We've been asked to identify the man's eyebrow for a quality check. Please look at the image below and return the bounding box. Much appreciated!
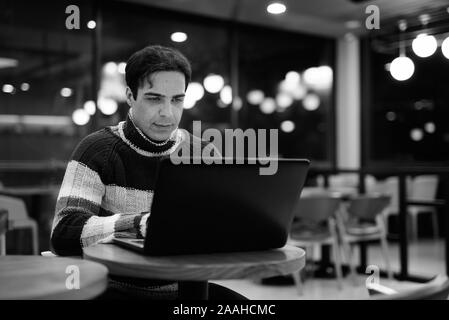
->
[143,92,164,97]
[143,92,185,98]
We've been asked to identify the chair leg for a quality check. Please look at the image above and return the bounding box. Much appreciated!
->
[332,242,343,290]
[309,244,316,264]
[329,219,343,289]
[0,235,5,255]
[380,235,393,279]
[431,211,439,240]
[292,270,303,296]
[341,239,357,285]
[410,213,418,242]
[31,224,39,255]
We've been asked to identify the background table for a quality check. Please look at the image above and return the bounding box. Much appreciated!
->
[0,186,59,197]
[0,256,108,299]
[83,244,305,299]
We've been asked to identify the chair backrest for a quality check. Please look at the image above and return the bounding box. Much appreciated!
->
[370,277,449,300]
[0,195,29,221]
[346,194,391,220]
[329,173,358,188]
[364,175,377,192]
[410,175,438,201]
[382,177,399,213]
[293,195,342,224]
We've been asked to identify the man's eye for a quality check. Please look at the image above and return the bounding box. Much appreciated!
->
[147,97,161,102]
[173,97,184,103]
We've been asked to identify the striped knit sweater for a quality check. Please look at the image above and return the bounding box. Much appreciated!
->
[50,113,217,257]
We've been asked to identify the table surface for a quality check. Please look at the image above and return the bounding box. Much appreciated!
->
[0,185,59,196]
[83,244,306,281]
[0,256,108,300]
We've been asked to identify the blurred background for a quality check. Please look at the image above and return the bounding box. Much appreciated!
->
[1,0,449,299]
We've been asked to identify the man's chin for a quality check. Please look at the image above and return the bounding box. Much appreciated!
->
[146,130,173,142]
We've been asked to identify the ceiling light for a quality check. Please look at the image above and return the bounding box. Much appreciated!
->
[267,2,286,15]
[2,84,14,94]
[232,96,242,110]
[280,120,295,133]
[412,33,437,58]
[97,97,118,115]
[20,83,30,91]
[87,20,96,29]
[102,62,118,76]
[83,100,96,115]
[303,93,320,111]
[259,98,276,114]
[410,128,423,141]
[171,32,188,43]
[386,111,396,121]
[117,62,126,74]
[303,66,333,90]
[285,71,300,84]
[276,92,293,109]
[0,57,18,69]
[390,56,414,81]
[183,95,196,109]
[424,122,435,134]
[219,85,232,105]
[60,87,73,97]
[390,20,414,81]
[186,82,204,101]
[203,74,224,94]
[246,90,265,105]
[442,37,449,59]
[72,109,90,126]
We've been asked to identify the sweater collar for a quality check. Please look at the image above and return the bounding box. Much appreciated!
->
[122,112,178,154]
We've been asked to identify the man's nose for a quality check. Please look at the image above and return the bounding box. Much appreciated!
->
[159,100,174,117]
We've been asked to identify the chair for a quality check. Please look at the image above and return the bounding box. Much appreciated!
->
[379,175,439,241]
[0,209,8,255]
[337,194,393,283]
[368,275,449,300]
[376,177,400,231]
[328,173,359,196]
[408,175,439,241]
[327,174,377,197]
[0,195,39,254]
[288,193,344,293]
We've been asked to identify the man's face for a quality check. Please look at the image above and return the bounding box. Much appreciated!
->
[126,71,185,141]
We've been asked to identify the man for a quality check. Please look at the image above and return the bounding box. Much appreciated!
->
[50,45,243,299]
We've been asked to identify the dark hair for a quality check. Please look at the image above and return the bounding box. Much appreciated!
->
[125,45,191,99]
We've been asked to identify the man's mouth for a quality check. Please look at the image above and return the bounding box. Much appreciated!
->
[153,123,173,129]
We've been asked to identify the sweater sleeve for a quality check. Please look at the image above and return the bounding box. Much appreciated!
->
[50,130,147,256]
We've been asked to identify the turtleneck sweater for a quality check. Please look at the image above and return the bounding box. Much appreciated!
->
[50,113,217,257]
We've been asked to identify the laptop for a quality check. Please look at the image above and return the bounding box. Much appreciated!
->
[114,158,309,256]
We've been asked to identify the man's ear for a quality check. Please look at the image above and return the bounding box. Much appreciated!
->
[126,87,135,107]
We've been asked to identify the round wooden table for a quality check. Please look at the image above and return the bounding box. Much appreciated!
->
[83,244,305,299]
[0,256,108,299]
